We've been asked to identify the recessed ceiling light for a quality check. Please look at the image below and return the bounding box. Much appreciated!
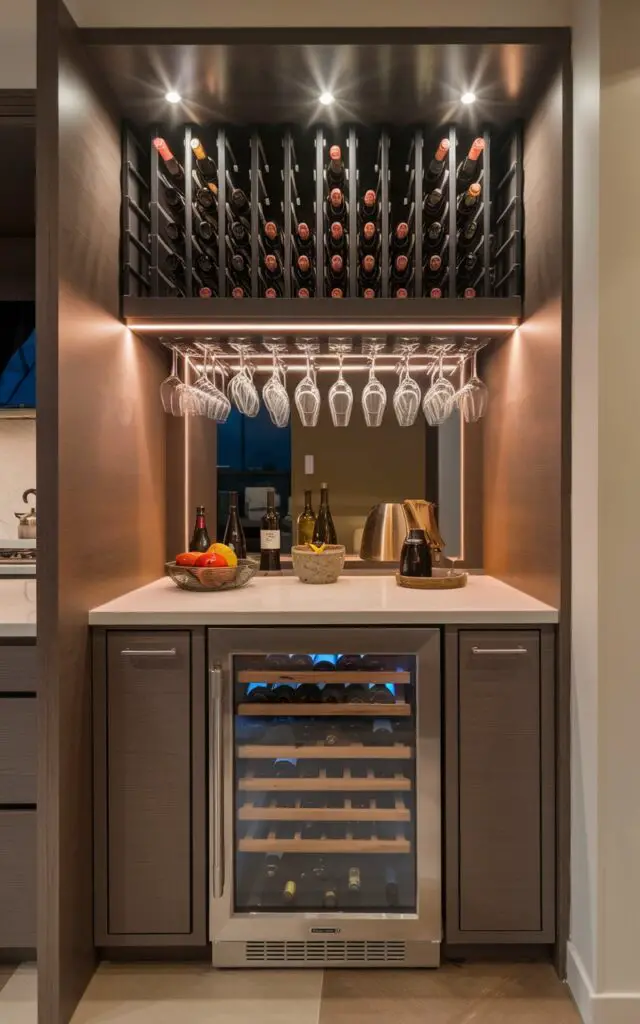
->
[165,90,182,104]
[319,91,335,106]
[460,91,476,105]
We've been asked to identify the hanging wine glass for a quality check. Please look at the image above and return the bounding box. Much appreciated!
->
[328,339,354,427]
[174,352,201,417]
[294,339,321,427]
[262,340,290,428]
[228,340,260,418]
[207,346,232,423]
[361,340,387,427]
[160,348,183,416]
[392,339,422,427]
[460,346,489,423]
[422,345,456,426]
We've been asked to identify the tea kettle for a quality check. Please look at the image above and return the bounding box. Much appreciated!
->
[359,499,445,562]
[15,489,36,540]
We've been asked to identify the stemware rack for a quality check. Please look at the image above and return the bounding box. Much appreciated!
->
[121,122,523,305]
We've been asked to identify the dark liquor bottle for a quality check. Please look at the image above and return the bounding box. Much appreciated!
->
[458,217,481,251]
[348,867,361,893]
[222,490,247,558]
[327,220,347,255]
[457,252,480,286]
[190,137,218,187]
[327,188,348,223]
[230,251,250,276]
[229,185,249,215]
[260,489,281,571]
[296,221,314,254]
[457,182,482,222]
[195,253,217,279]
[326,144,346,188]
[425,220,445,250]
[423,187,446,222]
[189,505,211,552]
[385,866,399,906]
[360,189,378,219]
[164,186,185,213]
[297,490,316,545]
[424,138,450,189]
[312,483,338,545]
[195,184,217,211]
[457,137,485,190]
[153,137,184,185]
[359,221,379,255]
[229,216,251,248]
[195,218,217,244]
[164,251,186,280]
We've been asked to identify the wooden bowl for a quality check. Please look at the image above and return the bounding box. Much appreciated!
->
[291,544,346,584]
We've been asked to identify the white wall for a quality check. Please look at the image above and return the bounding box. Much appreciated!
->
[0,415,36,542]
[0,0,36,88]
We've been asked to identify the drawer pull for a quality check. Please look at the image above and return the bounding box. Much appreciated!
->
[471,645,527,656]
[120,648,177,658]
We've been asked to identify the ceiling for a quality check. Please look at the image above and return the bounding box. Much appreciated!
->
[86,37,564,128]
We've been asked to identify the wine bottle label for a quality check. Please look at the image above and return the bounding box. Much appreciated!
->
[284,880,297,899]
[260,529,281,550]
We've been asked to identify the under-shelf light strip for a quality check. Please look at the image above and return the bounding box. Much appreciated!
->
[130,321,515,334]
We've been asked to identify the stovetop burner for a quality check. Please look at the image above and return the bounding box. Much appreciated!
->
[0,548,37,562]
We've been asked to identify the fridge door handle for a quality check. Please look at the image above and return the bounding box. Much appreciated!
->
[209,663,225,901]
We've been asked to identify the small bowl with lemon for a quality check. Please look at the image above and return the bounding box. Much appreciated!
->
[291,543,346,585]
[166,543,258,592]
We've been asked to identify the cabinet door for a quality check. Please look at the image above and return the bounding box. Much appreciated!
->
[93,630,206,946]
[0,697,37,804]
[0,810,36,948]
[0,642,38,693]
[445,628,555,942]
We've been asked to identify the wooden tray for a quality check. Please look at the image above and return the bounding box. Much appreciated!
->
[396,571,468,590]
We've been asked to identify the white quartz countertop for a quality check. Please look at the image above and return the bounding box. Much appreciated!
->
[89,574,558,627]
[0,579,37,636]
[0,563,36,577]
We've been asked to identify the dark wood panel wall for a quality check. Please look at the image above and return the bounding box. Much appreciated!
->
[482,70,565,609]
[37,2,168,1021]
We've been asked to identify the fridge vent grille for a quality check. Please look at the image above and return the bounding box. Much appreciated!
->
[245,940,406,964]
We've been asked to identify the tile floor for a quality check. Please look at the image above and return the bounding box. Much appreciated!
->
[0,961,582,1023]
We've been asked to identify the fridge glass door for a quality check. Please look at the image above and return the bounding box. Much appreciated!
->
[233,650,417,914]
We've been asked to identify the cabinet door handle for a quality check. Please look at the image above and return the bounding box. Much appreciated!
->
[471,645,528,655]
[120,648,177,657]
[209,664,225,901]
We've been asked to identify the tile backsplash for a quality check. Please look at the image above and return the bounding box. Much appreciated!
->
[0,415,36,542]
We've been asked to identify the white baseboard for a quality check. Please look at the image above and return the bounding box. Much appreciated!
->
[567,942,640,1024]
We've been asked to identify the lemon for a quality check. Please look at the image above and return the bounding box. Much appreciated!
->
[309,543,326,554]
[207,542,238,567]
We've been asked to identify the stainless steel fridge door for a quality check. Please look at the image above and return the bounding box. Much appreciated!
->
[208,627,440,967]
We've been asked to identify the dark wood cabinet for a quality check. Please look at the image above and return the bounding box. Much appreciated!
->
[445,627,555,943]
[93,629,207,946]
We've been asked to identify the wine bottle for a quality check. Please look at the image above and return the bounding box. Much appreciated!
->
[423,253,443,286]
[322,881,338,909]
[312,483,338,545]
[324,724,343,747]
[327,221,347,255]
[393,286,409,298]
[271,684,296,704]
[164,186,185,212]
[461,286,476,299]
[273,756,297,778]
[359,254,380,293]
[195,185,216,211]
[391,222,410,252]
[457,182,482,222]
[348,867,361,893]
[423,187,446,221]
[425,138,450,189]
[457,252,480,284]
[320,684,343,704]
[190,137,218,186]
[246,684,272,704]
[385,866,399,906]
[153,137,184,185]
[229,216,251,247]
[294,682,322,703]
[231,285,246,299]
[282,879,297,904]
[263,220,283,252]
[391,253,413,285]
[260,489,281,571]
[336,654,362,670]
[229,186,249,214]
[368,684,395,704]
[166,220,184,243]
[164,250,185,278]
[429,287,442,299]
[296,221,314,254]
[195,218,217,244]
[297,490,316,545]
[196,252,217,278]
[327,254,347,294]
[264,252,284,281]
[294,254,315,288]
[371,719,394,746]
[359,221,379,255]
[360,189,378,219]
[189,505,211,552]
[458,217,481,251]
[425,220,445,249]
[346,683,370,704]
[457,137,485,190]
[264,284,282,298]
[231,252,250,276]
[222,490,246,558]
[330,287,344,299]
[326,144,345,188]
[297,287,311,298]
[327,188,348,223]
[265,852,283,878]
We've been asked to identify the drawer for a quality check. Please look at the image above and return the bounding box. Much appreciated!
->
[0,810,36,948]
[0,643,38,693]
[0,697,37,804]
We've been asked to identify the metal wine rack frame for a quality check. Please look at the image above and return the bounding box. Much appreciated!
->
[120,121,524,311]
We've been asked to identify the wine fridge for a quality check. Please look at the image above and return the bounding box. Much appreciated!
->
[208,627,441,968]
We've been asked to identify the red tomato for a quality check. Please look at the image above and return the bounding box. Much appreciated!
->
[195,552,228,568]
[176,552,199,566]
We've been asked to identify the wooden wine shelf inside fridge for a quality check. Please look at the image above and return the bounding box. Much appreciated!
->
[238,835,411,855]
[238,744,413,760]
[237,671,411,685]
[239,768,412,792]
[239,796,411,823]
[237,701,411,717]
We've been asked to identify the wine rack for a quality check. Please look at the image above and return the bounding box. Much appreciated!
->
[121,122,523,306]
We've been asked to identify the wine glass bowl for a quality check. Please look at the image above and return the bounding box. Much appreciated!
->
[229,340,260,418]
[262,341,290,428]
[361,340,387,427]
[160,348,183,416]
[328,339,354,428]
[294,339,321,427]
[422,348,456,426]
[393,339,422,427]
[459,347,489,423]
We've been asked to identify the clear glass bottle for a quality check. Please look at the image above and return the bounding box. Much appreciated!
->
[297,489,316,546]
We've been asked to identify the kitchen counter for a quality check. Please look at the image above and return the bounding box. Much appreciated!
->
[89,573,558,627]
[0,563,36,577]
[0,579,37,636]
